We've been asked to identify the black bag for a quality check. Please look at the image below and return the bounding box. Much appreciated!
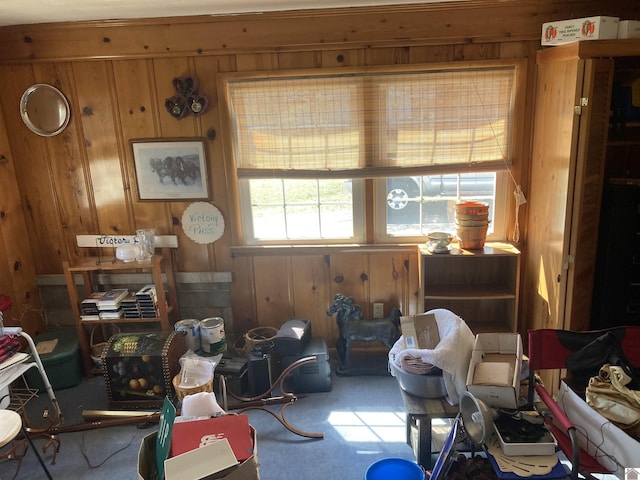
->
[566,331,640,389]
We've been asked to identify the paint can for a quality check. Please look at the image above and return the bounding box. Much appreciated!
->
[200,317,227,354]
[174,319,201,352]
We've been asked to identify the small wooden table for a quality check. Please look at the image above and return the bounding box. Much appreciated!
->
[398,388,459,470]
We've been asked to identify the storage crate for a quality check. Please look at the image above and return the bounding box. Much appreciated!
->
[25,328,82,391]
[541,16,619,46]
[103,331,186,409]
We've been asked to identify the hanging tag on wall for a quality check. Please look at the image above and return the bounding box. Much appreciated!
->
[181,202,225,244]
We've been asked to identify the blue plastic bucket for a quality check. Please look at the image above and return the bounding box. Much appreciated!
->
[365,458,425,480]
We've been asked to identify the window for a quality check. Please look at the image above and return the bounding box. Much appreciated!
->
[378,172,508,242]
[222,62,521,245]
[239,177,364,241]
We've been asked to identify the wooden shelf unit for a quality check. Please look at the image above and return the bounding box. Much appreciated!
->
[62,248,179,377]
[419,242,520,333]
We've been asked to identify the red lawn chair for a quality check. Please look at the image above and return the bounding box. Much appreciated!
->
[527,326,640,480]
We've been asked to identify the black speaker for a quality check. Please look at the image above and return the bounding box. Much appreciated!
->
[247,351,271,396]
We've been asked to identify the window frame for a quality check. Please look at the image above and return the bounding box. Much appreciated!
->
[238,177,365,245]
[219,59,526,246]
[374,171,510,243]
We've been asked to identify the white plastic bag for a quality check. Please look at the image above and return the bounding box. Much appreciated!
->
[178,356,214,388]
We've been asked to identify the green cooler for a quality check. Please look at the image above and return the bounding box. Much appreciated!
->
[25,328,82,391]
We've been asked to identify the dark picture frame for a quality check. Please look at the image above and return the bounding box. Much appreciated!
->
[131,138,209,201]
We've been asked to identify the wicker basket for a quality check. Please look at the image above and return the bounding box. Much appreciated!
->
[241,326,278,354]
[172,373,213,402]
[456,224,488,249]
[90,325,120,368]
[90,327,108,368]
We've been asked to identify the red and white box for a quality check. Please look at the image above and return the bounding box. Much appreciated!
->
[171,414,254,462]
[541,16,619,46]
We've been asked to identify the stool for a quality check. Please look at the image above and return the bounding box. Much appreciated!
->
[399,389,460,469]
[0,409,53,479]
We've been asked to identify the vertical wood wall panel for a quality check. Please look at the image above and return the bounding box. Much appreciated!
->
[407,251,420,315]
[366,47,410,66]
[328,253,367,312]
[32,62,93,263]
[408,45,457,63]
[194,55,236,273]
[0,100,44,333]
[290,255,335,343]
[368,252,407,315]
[235,53,279,72]
[253,256,291,329]
[72,61,131,239]
[152,57,210,272]
[230,255,257,336]
[321,49,367,68]
[0,64,67,274]
[277,51,322,70]
[112,60,173,240]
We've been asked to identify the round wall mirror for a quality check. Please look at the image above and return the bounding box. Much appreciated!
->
[20,84,70,137]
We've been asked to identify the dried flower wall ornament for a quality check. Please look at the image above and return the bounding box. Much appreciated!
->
[165,76,209,119]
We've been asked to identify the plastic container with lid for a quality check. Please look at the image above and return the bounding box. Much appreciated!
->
[24,328,82,391]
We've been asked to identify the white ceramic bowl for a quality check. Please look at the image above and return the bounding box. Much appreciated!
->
[426,231,453,253]
[115,244,140,262]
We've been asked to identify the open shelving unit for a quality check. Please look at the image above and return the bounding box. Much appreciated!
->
[419,242,520,333]
[62,247,179,377]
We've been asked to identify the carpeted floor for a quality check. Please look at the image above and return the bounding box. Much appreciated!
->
[2,351,419,480]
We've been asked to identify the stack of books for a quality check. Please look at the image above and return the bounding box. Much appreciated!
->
[97,288,128,319]
[80,287,159,321]
[80,292,107,320]
[135,285,159,318]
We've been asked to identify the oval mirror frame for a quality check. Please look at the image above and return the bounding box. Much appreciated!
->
[20,84,70,137]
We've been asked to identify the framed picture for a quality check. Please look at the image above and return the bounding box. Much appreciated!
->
[131,138,209,201]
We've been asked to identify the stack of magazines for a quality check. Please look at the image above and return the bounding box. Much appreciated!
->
[96,289,128,319]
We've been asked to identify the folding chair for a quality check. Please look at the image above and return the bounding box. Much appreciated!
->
[527,326,640,480]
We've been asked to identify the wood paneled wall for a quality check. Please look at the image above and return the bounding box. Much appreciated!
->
[0,0,638,341]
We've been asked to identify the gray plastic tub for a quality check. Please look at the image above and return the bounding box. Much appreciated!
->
[390,361,446,398]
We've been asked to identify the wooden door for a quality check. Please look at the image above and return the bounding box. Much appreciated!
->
[563,58,613,332]
[524,55,584,335]
[525,53,613,336]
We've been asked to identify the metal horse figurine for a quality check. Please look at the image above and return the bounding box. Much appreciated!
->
[326,293,402,375]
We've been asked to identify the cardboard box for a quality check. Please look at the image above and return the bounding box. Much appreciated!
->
[541,16,619,46]
[466,333,522,409]
[138,427,259,480]
[171,414,254,462]
[400,313,439,350]
[618,20,640,39]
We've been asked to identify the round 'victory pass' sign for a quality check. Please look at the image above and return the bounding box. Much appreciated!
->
[181,202,225,244]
